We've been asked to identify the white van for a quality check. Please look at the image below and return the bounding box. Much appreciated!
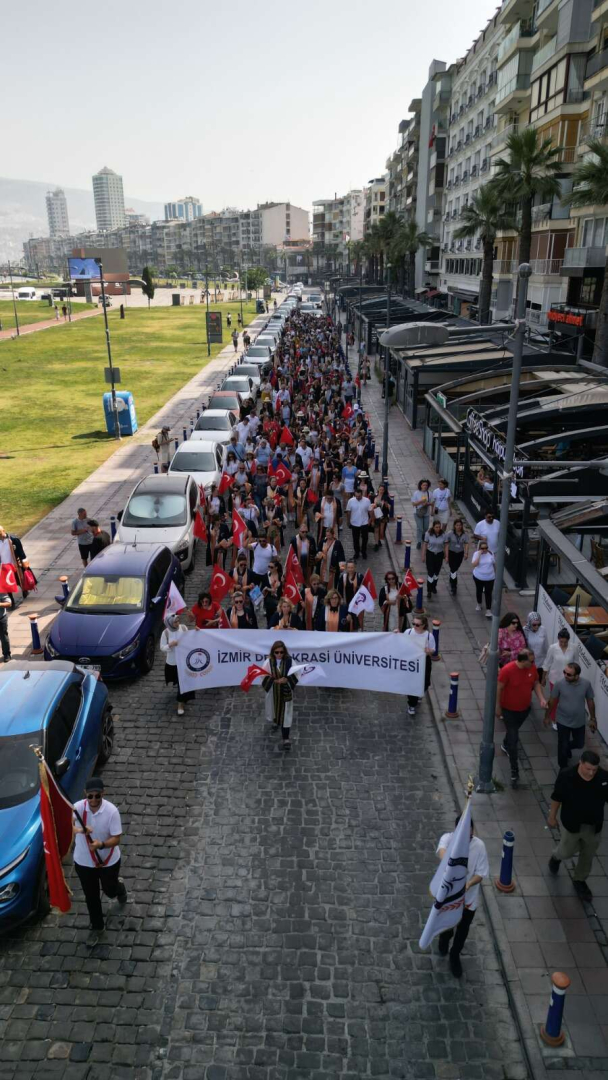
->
[17,288,36,300]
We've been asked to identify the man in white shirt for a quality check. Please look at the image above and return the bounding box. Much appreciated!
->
[346,490,373,559]
[473,511,500,553]
[297,439,313,471]
[247,536,278,585]
[72,777,127,941]
[436,815,489,978]
[236,417,251,445]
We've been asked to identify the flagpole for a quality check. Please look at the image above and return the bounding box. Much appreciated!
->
[31,746,104,866]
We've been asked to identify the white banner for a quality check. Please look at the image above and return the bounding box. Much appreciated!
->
[175,629,426,696]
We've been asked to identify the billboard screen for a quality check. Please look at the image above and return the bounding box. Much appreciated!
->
[68,257,100,280]
[206,311,223,343]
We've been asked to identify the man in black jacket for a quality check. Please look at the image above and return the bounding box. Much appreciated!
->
[547,750,608,901]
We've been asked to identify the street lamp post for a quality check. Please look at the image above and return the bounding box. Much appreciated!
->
[205,264,211,357]
[95,259,121,441]
[8,261,19,337]
[381,263,392,478]
[357,262,363,404]
[239,264,244,328]
[477,263,533,793]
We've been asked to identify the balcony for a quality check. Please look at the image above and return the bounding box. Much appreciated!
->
[474,125,481,139]
[429,148,445,169]
[495,73,531,112]
[592,0,608,21]
[493,259,518,274]
[480,158,490,172]
[454,177,461,187]
[497,20,537,65]
[462,170,469,182]
[498,0,534,25]
[579,117,608,146]
[531,36,556,74]
[471,164,478,178]
[536,0,559,31]
[477,84,486,99]
[561,246,607,274]
[586,47,608,87]
[529,258,563,275]
[425,259,441,272]
[488,70,498,86]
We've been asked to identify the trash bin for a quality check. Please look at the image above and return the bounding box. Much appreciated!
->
[103,390,138,436]
[172,293,181,306]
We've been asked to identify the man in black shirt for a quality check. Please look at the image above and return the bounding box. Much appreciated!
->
[547,750,608,901]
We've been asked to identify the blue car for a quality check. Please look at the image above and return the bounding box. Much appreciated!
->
[0,660,113,930]
[45,544,182,679]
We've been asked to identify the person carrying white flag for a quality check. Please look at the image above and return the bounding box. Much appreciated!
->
[348,568,377,629]
[419,798,488,977]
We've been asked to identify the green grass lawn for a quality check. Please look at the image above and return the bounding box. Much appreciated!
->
[0,300,95,331]
[0,300,257,536]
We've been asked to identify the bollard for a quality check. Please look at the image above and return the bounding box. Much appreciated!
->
[404,541,411,570]
[444,672,460,719]
[431,619,441,661]
[371,440,376,458]
[29,614,44,655]
[183,427,188,442]
[415,579,425,614]
[55,576,70,605]
[154,462,159,474]
[174,438,179,452]
[190,418,194,432]
[110,516,117,540]
[495,830,516,893]
[388,494,395,520]
[196,409,201,420]
[374,453,379,473]
[540,973,571,1047]
[396,516,403,544]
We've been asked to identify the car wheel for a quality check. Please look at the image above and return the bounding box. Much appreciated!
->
[97,705,114,766]
[36,863,50,919]
[139,634,156,675]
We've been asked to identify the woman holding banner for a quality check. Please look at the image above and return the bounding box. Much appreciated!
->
[262,641,299,750]
[403,614,435,716]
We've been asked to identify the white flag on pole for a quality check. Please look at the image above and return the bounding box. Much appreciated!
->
[163,581,186,620]
[348,585,375,615]
[290,663,326,684]
[419,799,472,950]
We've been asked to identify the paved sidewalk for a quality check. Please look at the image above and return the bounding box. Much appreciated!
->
[0,306,101,341]
[355,340,608,1079]
[5,320,268,656]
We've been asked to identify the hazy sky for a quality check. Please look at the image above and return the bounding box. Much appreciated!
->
[5,0,495,213]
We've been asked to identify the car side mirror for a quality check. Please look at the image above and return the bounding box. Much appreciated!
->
[55,757,69,777]
[116,509,124,522]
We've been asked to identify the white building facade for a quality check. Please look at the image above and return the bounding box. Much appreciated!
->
[92,167,126,232]
[164,196,203,222]
[45,188,70,237]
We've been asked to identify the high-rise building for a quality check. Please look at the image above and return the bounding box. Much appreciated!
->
[92,167,126,231]
[164,196,203,222]
[45,188,70,237]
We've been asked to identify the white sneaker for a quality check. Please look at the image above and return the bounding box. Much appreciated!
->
[475,604,482,612]
[552,722,557,731]
[177,705,185,716]
[485,610,492,618]
[407,706,416,715]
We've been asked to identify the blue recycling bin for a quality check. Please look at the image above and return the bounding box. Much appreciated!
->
[103,390,138,436]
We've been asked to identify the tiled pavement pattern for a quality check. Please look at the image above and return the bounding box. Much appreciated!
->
[0,315,531,1079]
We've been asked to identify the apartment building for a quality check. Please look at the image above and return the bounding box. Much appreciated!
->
[312,191,363,270]
[363,177,388,234]
[416,63,448,293]
[92,167,126,231]
[164,196,203,222]
[45,188,70,237]
[440,10,503,317]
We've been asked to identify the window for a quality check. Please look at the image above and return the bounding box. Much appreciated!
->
[582,218,607,247]
[66,575,146,613]
[46,687,82,768]
[580,275,599,304]
[149,549,172,600]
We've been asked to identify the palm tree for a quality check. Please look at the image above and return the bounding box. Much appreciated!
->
[491,128,562,267]
[454,185,517,324]
[362,225,382,284]
[348,239,365,277]
[569,139,608,366]
[375,211,403,284]
[390,219,435,297]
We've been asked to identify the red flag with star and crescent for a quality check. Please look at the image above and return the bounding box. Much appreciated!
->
[285,545,304,585]
[209,564,232,604]
[0,564,19,593]
[283,570,302,605]
[273,462,292,486]
[279,426,294,446]
[37,755,73,913]
[362,568,377,600]
[193,510,207,542]
[400,568,419,596]
[232,507,248,549]
[241,663,269,692]
[218,471,235,496]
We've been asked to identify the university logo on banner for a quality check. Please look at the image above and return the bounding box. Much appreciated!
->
[419,800,472,950]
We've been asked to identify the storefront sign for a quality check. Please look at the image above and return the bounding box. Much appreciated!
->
[548,309,584,328]
[466,408,525,477]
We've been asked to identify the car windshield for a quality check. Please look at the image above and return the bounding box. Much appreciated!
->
[224,380,249,391]
[246,348,268,355]
[66,574,146,613]
[235,367,258,377]
[0,732,41,809]
[209,396,238,409]
[123,493,187,527]
[171,452,216,472]
[196,415,230,431]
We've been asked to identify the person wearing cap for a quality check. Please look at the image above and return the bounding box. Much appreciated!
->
[72,777,127,942]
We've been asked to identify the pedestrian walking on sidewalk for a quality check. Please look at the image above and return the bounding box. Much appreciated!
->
[232,329,239,352]
[544,662,596,770]
[152,426,172,473]
[411,479,431,549]
[262,640,299,750]
[403,614,435,716]
[160,612,195,716]
[436,814,489,979]
[473,511,500,554]
[523,612,549,679]
[379,571,412,632]
[443,519,469,595]
[0,592,12,661]
[88,520,111,559]
[430,479,452,528]
[71,508,94,567]
[471,541,495,617]
[227,313,232,328]
[497,650,547,788]
[72,777,127,943]
[543,628,578,729]
[498,612,527,666]
[547,750,608,901]
[422,520,445,599]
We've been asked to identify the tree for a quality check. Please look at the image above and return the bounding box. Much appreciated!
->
[166,265,179,279]
[454,185,517,324]
[491,128,562,267]
[390,219,435,297]
[348,240,365,276]
[569,139,608,366]
[141,266,155,308]
[243,266,268,296]
[374,211,402,284]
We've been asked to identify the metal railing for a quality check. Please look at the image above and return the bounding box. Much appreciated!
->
[562,246,607,268]
[529,258,563,275]
[531,36,556,73]
[491,122,518,148]
[493,259,518,274]
[498,21,537,64]
[537,0,557,14]
[586,46,608,80]
[579,117,608,143]
[495,74,531,107]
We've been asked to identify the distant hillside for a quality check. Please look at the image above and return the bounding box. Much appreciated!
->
[0,177,164,263]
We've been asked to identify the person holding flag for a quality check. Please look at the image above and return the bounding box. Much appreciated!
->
[433,812,489,978]
[160,611,194,715]
[378,571,412,632]
[289,522,317,586]
[261,640,300,751]
[347,567,376,631]
[72,776,127,942]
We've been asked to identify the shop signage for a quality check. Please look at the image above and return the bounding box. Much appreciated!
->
[436,391,447,409]
[466,408,525,477]
[548,309,584,328]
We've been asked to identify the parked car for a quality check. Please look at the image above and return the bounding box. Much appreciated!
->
[191,409,237,445]
[253,335,278,354]
[242,345,271,364]
[221,375,256,401]
[116,474,200,571]
[0,659,114,930]
[168,439,224,493]
[207,390,245,413]
[45,544,182,679]
[232,364,262,392]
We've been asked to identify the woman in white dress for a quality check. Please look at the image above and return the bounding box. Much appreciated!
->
[261,641,300,751]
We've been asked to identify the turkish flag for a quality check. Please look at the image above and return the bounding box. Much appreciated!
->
[279,426,294,446]
[217,606,230,629]
[210,564,232,603]
[274,462,292,486]
[307,488,318,504]
[362,568,377,600]
[193,510,207,541]
[38,759,72,913]
[0,563,18,593]
[198,484,207,509]
[342,404,354,420]
[283,570,302,605]
[218,471,235,496]
[400,568,419,595]
[241,663,269,692]
[285,545,304,585]
[232,507,248,549]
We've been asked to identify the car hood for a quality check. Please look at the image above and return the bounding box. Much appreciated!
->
[0,797,40,868]
[51,611,145,652]
[117,524,188,548]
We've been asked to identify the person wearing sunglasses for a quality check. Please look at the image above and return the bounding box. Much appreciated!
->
[72,776,126,943]
[261,640,299,750]
[403,615,435,715]
[226,592,257,629]
[497,612,527,667]
[544,662,596,771]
